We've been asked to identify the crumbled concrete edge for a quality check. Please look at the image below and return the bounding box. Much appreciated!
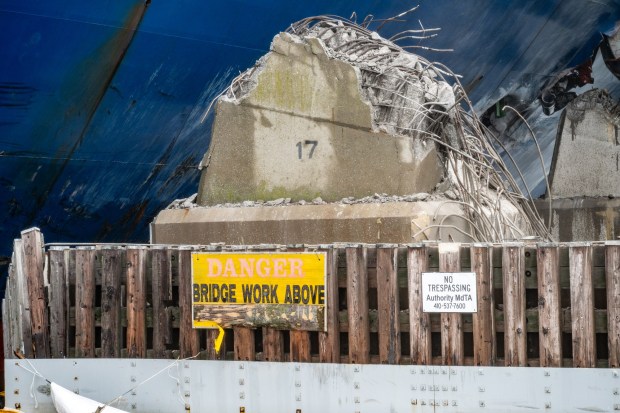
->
[221,20,456,138]
[165,192,450,209]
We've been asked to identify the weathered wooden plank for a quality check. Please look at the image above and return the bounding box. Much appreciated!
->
[151,247,171,358]
[376,245,400,364]
[178,248,200,358]
[65,249,75,357]
[408,245,431,365]
[205,329,226,360]
[319,247,340,363]
[471,243,495,366]
[11,243,32,357]
[346,245,370,364]
[2,298,10,359]
[49,247,68,358]
[502,243,526,366]
[261,327,283,361]
[607,241,620,367]
[126,247,147,358]
[570,243,596,368]
[290,330,311,362]
[537,243,562,367]
[439,243,463,366]
[21,229,49,358]
[233,327,255,361]
[194,304,324,330]
[75,247,96,358]
[100,247,122,358]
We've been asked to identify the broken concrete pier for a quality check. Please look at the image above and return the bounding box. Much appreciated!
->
[197,33,442,205]
[153,17,549,245]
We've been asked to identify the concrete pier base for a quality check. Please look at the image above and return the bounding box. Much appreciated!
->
[151,201,472,245]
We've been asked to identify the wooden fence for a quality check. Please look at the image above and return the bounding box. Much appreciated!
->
[4,228,620,367]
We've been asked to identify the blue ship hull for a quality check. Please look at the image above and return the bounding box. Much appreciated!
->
[0,0,619,258]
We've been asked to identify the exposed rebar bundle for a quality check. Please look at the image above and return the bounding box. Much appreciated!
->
[220,15,552,242]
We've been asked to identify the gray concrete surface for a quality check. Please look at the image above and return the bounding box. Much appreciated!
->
[535,197,620,241]
[151,201,471,245]
[549,89,620,198]
[197,33,442,205]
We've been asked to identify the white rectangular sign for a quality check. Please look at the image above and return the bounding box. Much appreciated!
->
[422,272,477,313]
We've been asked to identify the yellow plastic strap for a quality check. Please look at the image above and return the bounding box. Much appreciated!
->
[194,321,225,352]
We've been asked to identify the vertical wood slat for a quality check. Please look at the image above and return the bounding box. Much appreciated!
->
[409,245,431,365]
[2,298,10,359]
[234,327,255,361]
[503,243,526,366]
[537,243,562,367]
[21,229,49,358]
[607,241,620,367]
[346,245,370,364]
[151,247,172,358]
[471,243,495,366]
[4,261,20,358]
[439,243,463,366]
[262,328,283,361]
[570,243,596,367]
[65,250,76,357]
[126,247,147,358]
[319,247,340,363]
[12,240,30,357]
[205,329,227,360]
[290,330,311,362]
[100,247,122,358]
[178,247,201,358]
[75,247,96,358]
[49,247,68,358]
[4,267,15,357]
[376,245,400,364]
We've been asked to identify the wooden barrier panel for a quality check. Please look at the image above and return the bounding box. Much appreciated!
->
[537,243,562,367]
[7,230,620,367]
[502,243,526,366]
[570,243,596,368]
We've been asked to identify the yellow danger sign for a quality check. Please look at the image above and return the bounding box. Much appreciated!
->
[191,252,326,306]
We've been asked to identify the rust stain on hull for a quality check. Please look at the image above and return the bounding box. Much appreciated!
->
[25,2,151,224]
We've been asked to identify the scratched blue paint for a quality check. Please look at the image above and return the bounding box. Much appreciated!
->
[0,0,618,273]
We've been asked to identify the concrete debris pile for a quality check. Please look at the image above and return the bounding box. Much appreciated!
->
[196,16,551,243]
